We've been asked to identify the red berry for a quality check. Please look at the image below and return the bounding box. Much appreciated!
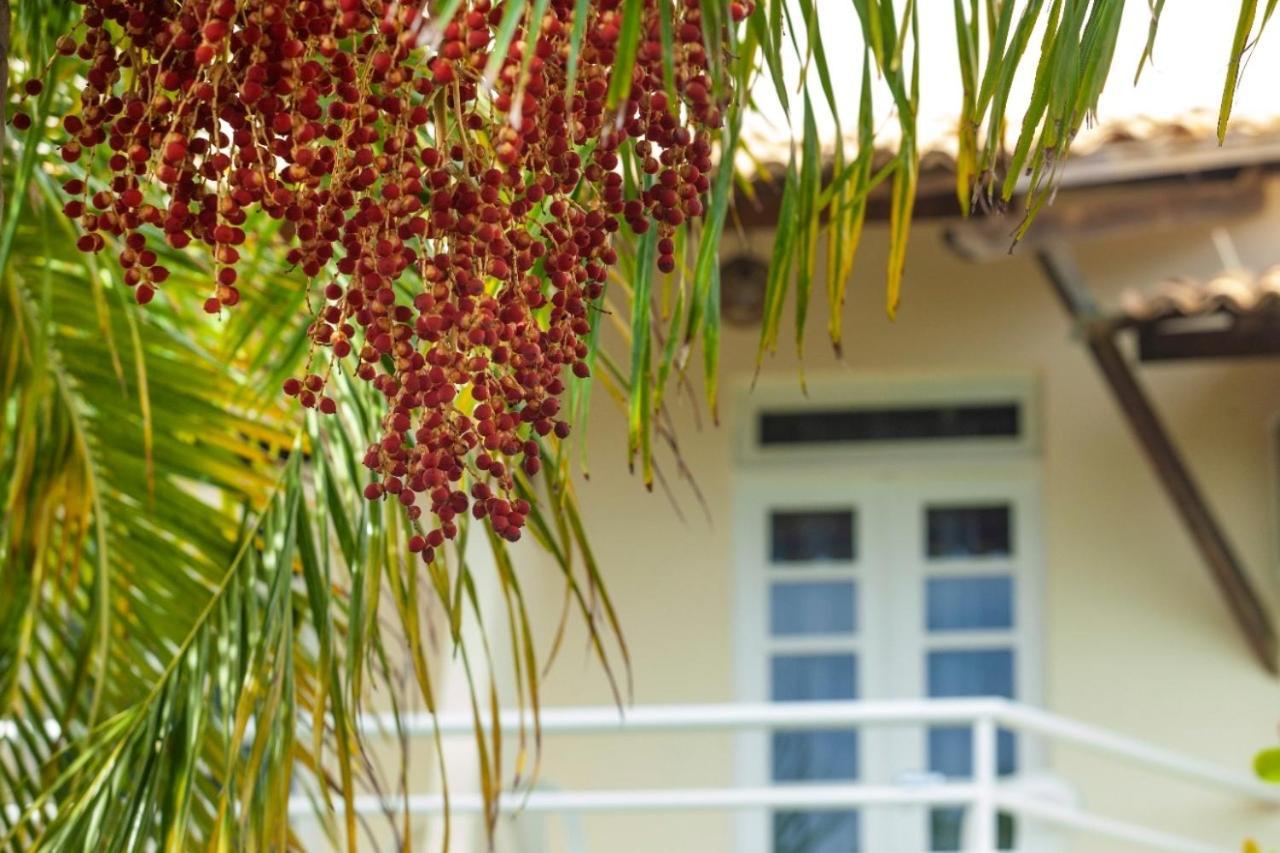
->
[47,0,732,548]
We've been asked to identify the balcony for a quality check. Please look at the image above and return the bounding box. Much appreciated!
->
[287,698,1280,852]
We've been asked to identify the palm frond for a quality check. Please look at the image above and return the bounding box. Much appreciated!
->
[1,38,624,849]
[3,4,1276,850]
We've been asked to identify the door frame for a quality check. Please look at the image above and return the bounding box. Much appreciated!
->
[731,372,1046,853]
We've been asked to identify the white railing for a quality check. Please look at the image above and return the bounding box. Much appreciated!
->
[299,698,1277,852]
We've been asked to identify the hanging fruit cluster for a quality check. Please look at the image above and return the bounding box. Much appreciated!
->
[14,0,749,560]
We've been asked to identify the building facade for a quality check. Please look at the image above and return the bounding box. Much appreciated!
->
[466,178,1280,853]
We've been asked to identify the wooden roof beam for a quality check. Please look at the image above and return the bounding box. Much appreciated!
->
[947,169,1268,262]
[1038,245,1278,674]
[1136,313,1280,362]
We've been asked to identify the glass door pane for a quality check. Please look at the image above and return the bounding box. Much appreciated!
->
[766,507,861,852]
[919,499,1023,852]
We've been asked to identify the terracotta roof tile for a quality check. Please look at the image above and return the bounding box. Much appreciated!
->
[738,110,1280,180]
[1119,266,1280,323]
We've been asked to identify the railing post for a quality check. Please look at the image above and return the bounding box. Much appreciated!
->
[972,714,997,853]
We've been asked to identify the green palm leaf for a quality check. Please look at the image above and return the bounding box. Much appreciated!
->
[3,4,1276,850]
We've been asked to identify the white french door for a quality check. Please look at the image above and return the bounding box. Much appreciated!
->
[733,460,1043,853]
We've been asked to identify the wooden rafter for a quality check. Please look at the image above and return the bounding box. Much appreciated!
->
[1135,312,1280,362]
[945,169,1268,263]
[1037,246,1278,674]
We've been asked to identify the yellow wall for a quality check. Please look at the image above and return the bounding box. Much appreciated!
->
[495,183,1280,851]
[311,183,1280,852]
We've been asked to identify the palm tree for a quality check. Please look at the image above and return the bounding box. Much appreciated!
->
[0,1,1273,849]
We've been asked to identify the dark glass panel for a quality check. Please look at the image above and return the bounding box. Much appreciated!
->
[927,649,1015,699]
[926,577,1014,631]
[926,505,1012,559]
[771,581,857,636]
[771,510,856,563]
[772,730,859,782]
[771,654,858,702]
[927,726,1018,778]
[929,808,1016,851]
[760,404,1020,446]
[773,810,860,853]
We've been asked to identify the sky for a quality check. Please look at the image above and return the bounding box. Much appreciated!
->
[740,2,1280,156]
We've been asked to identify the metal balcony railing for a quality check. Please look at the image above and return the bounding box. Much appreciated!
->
[289,698,1278,852]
